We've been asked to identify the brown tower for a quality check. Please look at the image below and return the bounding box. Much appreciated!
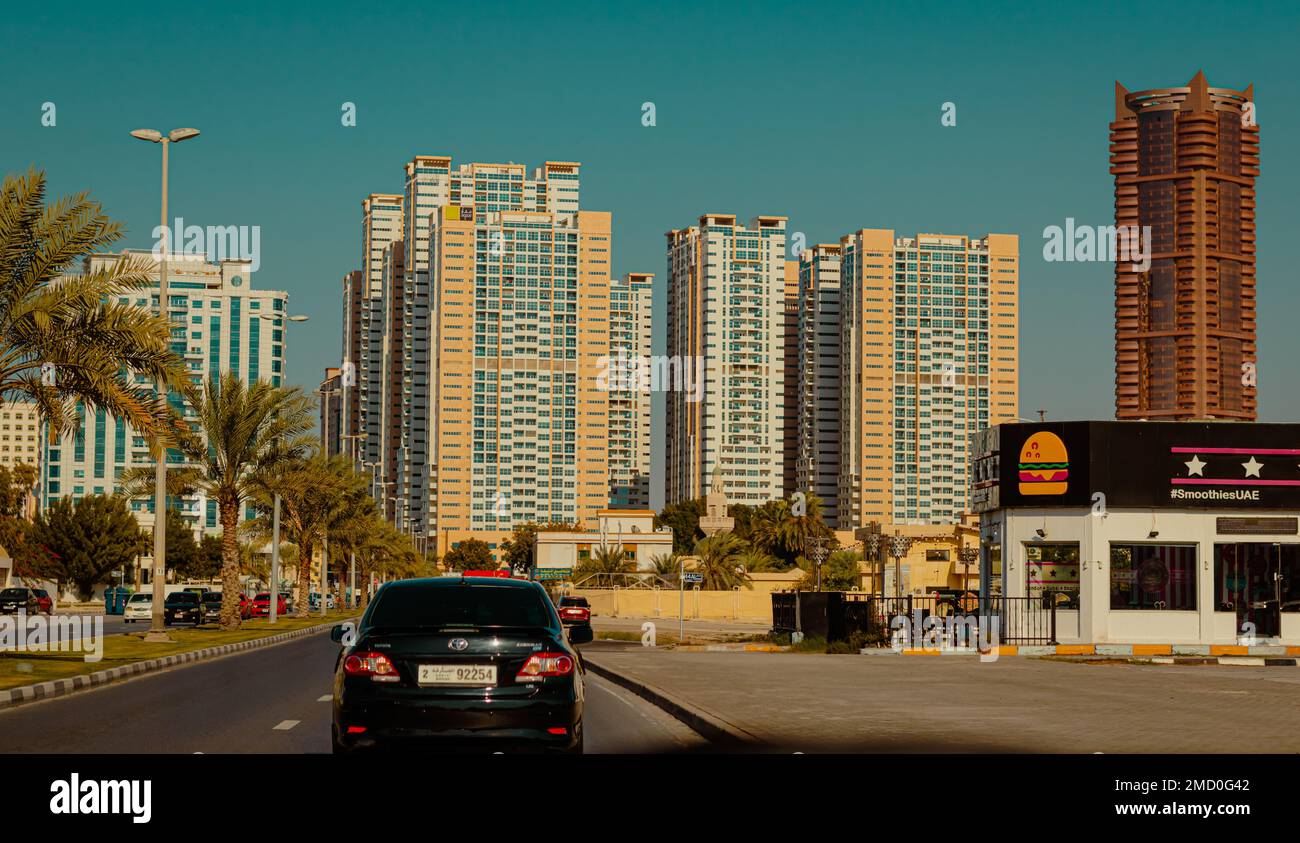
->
[1112,71,1259,420]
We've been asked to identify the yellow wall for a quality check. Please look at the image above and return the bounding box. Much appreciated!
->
[569,588,773,623]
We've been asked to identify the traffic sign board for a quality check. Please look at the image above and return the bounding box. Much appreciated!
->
[682,573,703,583]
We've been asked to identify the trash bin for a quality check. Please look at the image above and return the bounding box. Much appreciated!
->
[104,586,132,615]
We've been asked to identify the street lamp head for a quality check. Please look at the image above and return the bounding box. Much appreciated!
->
[130,128,163,143]
[286,315,309,322]
[168,128,200,143]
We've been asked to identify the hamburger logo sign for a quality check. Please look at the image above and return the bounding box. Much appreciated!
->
[1018,433,1069,495]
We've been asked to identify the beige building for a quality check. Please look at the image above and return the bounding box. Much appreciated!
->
[423,160,613,539]
[607,272,654,508]
[666,214,789,507]
[534,509,674,576]
[0,400,40,469]
[838,231,1019,529]
[845,518,979,596]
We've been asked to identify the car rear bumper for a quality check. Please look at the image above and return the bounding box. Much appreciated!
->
[334,690,581,752]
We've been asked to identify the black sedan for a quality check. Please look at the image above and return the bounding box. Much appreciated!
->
[163,591,203,625]
[331,576,591,754]
[0,587,38,615]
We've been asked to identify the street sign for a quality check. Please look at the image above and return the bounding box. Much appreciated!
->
[682,573,703,584]
[532,567,569,582]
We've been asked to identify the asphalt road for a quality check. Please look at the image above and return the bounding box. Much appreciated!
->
[0,631,706,754]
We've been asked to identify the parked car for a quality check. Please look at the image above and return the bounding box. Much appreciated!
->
[202,591,251,623]
[280,592,295,614]
[250,592,287,618]
[163,591,203,625]
[124,592,153,623]
[309,592,336,610]
[31,588,53,615]
[556,595,594,646]
[0,587,38,615]
[331,577,584,754]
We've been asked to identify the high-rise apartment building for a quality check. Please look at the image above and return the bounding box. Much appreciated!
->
[838,231,1018,527]
[796,243,843,526]
[782,259,800,497]
[425,164,611,538]
[358,195,403,466]
[42,251,289,532]
[665,214,788,507]
[320,367,343,457]
[0,400,40,470]
[378,240,405,523]
[341,269,363,452]
[1112,71,1259,420]
[608,272,654,508]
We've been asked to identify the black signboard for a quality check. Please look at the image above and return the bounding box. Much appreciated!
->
[974,421,1300,512]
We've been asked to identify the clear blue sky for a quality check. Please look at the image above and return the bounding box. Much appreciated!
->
[2,0,1297,438]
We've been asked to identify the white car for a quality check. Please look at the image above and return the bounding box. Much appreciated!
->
[124,593,153,622]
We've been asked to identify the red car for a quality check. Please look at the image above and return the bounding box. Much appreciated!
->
[250,592,287,618]
[32,588,53,615]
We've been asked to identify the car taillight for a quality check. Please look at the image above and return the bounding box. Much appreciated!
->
[343,651,400,682]
[516,652,575,682]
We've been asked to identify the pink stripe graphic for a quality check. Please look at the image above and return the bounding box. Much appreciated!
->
[1170,447,1300,455]
[1171,478,1300,486]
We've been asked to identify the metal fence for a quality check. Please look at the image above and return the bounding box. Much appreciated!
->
[773,592,1057,646]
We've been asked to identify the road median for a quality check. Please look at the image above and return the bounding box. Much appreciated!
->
[0,612,358,710]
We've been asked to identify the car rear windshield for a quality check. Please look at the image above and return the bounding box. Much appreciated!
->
[367,584,555,631]
[202,592,221,601]
[166,593,199,604]
[0,589,28,598]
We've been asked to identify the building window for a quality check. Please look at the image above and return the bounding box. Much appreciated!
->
[1110,544,1197,611]
[1025,542,1079,607]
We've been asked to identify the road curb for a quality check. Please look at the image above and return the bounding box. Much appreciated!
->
[583,655,762,747]
[0,617,356,711]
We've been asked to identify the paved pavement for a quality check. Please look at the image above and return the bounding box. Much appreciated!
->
[585,649,1300,753]
[0,632,705,753]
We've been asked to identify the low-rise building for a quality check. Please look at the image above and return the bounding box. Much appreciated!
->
[534,509,674,580]
[973,421,1300,646]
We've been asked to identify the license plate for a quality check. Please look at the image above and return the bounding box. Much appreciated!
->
[417,664,497,686]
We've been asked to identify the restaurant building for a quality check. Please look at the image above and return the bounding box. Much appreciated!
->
[972,421,1300,645]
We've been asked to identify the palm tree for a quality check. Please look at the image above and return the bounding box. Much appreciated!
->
[121,373,315,628]
[692,532,752,590]
[574,543,634,582]
[248,453,368,617]
[0,168,187,437]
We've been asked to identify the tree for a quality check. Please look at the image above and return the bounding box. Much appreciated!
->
[443,538,493,572]
[499,520,578,575]
[692,532,752,590]
[655,498,704,554]
[26,495,147,599]
[0,168,187,440]
[0,462,36,565]
[574,543,635,582]
[122,373,315,628]
[247,453,367,617]
[797,549,862,592]
[162,507,210,581]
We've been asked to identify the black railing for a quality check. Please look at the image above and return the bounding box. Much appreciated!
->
[773,592,1057,645]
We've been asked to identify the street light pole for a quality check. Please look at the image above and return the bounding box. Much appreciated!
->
[269,492,280,623]
[131,127,199,642]
[257,312,306,623]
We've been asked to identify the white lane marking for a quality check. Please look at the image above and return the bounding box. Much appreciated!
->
[273,720,300,731]
[317,695,332,702]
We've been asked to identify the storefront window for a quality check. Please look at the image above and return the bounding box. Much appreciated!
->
[1026,543,1079,608]
[987,542,1002,597]
[1214,544,1300,639]
[1110,544,1197,610]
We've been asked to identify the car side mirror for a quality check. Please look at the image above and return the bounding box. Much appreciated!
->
[568,624,593,645]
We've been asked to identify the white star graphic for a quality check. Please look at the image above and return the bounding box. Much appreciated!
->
[1184,455,1206,476]
[1242,457,1263,478]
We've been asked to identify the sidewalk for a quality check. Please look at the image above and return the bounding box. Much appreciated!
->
[583,648,1300,753]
